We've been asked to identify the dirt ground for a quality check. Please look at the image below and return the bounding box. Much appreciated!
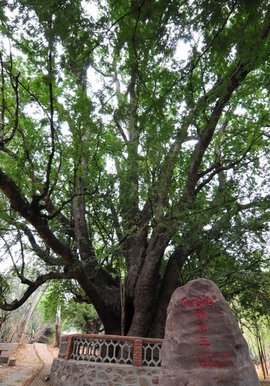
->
[0,343,58,386]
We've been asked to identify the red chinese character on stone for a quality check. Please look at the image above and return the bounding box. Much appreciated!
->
[180,296,214,308]
[197,323,208,333]
[199,336,212,349]
[195,309,208,320]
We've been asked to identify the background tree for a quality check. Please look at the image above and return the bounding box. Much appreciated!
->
[39,281,102,335]
[0,0,270,338]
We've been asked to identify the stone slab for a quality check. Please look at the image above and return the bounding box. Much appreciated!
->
[7,357,16,366]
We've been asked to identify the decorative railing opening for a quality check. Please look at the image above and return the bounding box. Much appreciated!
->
[142,341,162,367]
[71,336,133,364]
[59,334,163,367]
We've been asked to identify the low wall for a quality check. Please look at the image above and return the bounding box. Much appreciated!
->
[50,358,160,386]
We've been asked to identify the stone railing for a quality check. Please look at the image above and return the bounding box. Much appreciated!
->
[58,333,163,367]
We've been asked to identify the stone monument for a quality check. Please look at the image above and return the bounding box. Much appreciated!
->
[160,278,259,386]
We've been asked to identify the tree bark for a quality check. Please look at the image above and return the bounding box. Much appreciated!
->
[127,226,172,337]
[149,247,188,338]
[10,285,43,343]
[55,304,61,348]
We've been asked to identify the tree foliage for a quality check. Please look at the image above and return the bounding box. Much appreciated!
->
[0,0,270,337]
[39,281,101,334]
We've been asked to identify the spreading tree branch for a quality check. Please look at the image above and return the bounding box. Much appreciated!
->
[0,169,76,269]
[0,271,72,311]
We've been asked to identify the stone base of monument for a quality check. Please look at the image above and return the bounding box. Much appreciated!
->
[160,278,260,386]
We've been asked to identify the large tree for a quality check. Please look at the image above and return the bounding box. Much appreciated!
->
[0,0,270,337]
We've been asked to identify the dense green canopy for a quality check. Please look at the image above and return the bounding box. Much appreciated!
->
[0,0,270,337]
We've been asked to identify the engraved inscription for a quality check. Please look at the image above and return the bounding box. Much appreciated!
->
[180,296,215,308]
[199,361,235,367]
[180,294,236,367]
[199,336,213,349]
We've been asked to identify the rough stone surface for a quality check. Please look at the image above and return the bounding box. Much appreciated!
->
[160,278,259,386]
[50,359,160,386]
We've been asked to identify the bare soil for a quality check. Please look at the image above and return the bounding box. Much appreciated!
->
[0,343,58,386]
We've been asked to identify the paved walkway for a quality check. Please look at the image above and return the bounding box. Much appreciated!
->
[0,343,57,386]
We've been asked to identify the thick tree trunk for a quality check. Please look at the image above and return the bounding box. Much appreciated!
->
[149,247,187,338]
[127,227,172,337]
[74,268,121,335]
